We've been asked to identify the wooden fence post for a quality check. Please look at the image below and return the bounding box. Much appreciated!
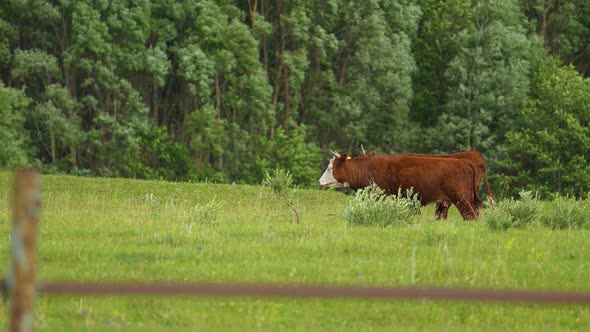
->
[8,168,41,332]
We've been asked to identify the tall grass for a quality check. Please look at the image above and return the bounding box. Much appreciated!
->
[485,191,590,231]
[541,195,590,229]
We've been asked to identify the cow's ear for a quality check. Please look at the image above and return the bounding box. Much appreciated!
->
[368,152,376,157]
[341,154,350,161]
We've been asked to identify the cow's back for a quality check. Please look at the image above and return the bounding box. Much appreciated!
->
[366,155,475,205]
[401,151,486,171]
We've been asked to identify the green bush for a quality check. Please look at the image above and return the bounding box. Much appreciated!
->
[485,191,540,231]
[269,127,322,187]
[504,191,541,227]
[541,196,590,230]
[345,185,421,227]
[136,126,195,181]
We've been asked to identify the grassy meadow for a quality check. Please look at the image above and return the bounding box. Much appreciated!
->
[0,172,589,331]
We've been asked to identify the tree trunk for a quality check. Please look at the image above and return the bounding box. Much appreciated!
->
[261,0,269,73]
[70,145,77,168]
[248,0,258,31]
[152,78,159,125]
[338,55,349,87]
[269,0,283,139]
[215,74,222,118]
[540,3,548,40]
[284,67,290,122]
[49,127,56,163]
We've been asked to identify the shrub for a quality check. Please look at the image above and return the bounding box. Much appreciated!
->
[263,169,293,194]
[485,190,540,231]
[345,185,421,227]
[263,169,299,224]
[504,191,541,227]
[541,196,590,230]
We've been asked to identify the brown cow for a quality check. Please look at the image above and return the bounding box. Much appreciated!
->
[369,153,484,220]
[358,148,496,219]
[402,151,495,204]
[319,151,481,220]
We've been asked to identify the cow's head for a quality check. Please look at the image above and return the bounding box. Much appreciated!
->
[318,150,350,187]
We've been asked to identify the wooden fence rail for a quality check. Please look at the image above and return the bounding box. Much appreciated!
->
[26,282,590,304]
[2,280,590,305]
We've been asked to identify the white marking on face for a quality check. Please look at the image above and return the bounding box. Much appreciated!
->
[318,157,345,187]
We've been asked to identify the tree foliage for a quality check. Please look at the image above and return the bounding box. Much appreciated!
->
[498,58,590,198]
[0,0,589,195]
[430,0,535,156]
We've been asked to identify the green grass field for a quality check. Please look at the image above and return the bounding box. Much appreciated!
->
[0,172,589,331]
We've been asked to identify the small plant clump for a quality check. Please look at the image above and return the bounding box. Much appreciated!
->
[541,195,590,230]
[345,185,421,227]
[263,169,300,224]
[485,191,541,231]
[189,199,224,225]
[145,193,162,215]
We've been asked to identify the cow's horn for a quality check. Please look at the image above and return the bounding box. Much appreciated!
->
[329,149,341,158]
[361,145,366,155]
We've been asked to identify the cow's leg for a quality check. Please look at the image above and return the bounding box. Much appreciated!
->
[441,202,450,219]
[454,197,480,220]
[435,202,443,220]
[435,202,450,220]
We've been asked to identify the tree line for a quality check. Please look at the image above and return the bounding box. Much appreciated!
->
[1,0,589,198]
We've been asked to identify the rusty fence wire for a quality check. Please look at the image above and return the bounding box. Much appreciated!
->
[2,280,590,305]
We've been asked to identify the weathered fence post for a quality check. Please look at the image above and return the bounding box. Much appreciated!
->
[9,168,41,332]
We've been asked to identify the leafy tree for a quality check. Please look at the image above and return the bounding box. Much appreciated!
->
[298,1,421,154]
[430,0,536,158]
[270,126,322,187]
[133,126,194,181]
[498,57,590,198]
[0,83,31,169]
[32,84,81,167]
[412,0,472,127]
[522,0,590,76]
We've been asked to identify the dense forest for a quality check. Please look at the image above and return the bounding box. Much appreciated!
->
[1,0,589,198]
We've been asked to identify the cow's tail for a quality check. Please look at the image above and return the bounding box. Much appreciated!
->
[483,168,496,206]
[471,165,482,209]
[475,150,496,207]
